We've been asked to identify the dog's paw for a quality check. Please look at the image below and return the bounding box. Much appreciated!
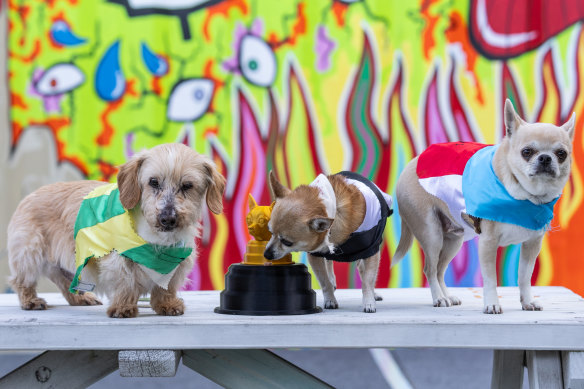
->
[363,303,376,313]
[21,298,47,310]
[153,298,185,316]
[374,293,383,301]
[521,301,543,311]
[69,292,102,306]
[483,304,503,314]
[324,299,338,309]
[433,298,451,307]
[107,305,139,318]
[447,295,461,306]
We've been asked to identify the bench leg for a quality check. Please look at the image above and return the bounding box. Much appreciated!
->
[0,350,118,389]
[118,350,181,377]
[491,350,525,389]
[182,349,333,389]
[562,351,584,389]
[526,350,563,389]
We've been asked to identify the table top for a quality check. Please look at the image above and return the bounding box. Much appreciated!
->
[0,287,583,351]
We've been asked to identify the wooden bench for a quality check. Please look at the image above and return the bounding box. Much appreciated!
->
[0,287,583,388]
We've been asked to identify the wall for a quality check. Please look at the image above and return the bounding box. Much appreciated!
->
[3,0,584,295]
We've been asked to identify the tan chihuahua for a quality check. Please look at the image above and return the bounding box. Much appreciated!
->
[264,171,393,312]
[393,99,575,314]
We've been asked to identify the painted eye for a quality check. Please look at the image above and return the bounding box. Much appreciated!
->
[167,78,214,122]
[555,149,568,163]
[238,35,277,87]
[280,238,293,247]
[35,63,85,96]
[521,147,534,160]
[149,177,160,189]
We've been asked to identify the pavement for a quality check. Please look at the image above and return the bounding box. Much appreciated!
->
[0,348,530,388]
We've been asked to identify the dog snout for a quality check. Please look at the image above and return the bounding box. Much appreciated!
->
[158,207,177,230]
[263,247,276,260]
[538,154,552,166]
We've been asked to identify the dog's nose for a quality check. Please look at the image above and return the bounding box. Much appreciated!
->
[263,248,275,260]
[538,154,552,166]
[158,208,177,229]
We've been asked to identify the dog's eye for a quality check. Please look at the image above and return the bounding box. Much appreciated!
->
[555,149,567,163]
[280,238,293,247]
[149,178,160,189]
[521,147,535,160]
[181,182,193,191]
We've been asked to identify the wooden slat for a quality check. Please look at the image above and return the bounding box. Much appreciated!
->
[118,350,181,377]
[182,349,333,389]
[491,350,525,389]
[526,350,563,389]
[562,351,584,389]
[0,288,583,350]
[0,350,118,389]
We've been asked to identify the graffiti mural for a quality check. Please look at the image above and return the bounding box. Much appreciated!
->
[8,0,584,295]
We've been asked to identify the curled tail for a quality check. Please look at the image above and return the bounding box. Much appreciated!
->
[391,218,413,267]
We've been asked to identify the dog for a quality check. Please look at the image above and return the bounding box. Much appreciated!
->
[8,143,225,318]
[264,170,393,312]
[392,99,575,314]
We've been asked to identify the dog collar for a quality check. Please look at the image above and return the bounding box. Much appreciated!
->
[70,183,192,293]
[309,174,337,219]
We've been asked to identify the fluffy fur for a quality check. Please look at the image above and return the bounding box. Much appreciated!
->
[8,143,225,318]
[265,172,384,313]
[393,99,575,314]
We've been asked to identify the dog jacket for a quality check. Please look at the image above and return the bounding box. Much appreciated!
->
[417,142,558,241]
[70,183,193,293]
[310,171,393,262]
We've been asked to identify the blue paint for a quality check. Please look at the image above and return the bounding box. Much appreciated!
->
[140,42,168,77]
[457,237,480,287]
[50,20,87,47]
[95,41,125,102]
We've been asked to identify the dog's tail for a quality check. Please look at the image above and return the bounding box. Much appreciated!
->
[391,218,413,267]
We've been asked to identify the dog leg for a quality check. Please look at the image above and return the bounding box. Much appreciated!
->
[325,260,336,290]
[437,234,464,306]
[357,253,380,313]
[416,228,449,307]
[7,231,47,310]
[478,237,502,314]
[308,254,338,309]
[150,257,193,316]
[46,265,102,306]
[519,236,544,311]
[151,286,185,316]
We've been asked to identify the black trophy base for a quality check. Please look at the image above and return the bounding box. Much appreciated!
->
[214,263,322,315]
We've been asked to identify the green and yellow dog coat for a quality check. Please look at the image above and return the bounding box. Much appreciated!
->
[70,183,193,293]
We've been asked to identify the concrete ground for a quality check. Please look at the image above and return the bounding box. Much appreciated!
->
[0,348,531,388]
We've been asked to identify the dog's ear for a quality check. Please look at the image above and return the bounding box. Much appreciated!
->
[203,161,226,215]
[504,98,525,137]
[308,217,333,233]
[269,170,291,199]
[562,112,576,141]
[117,153,146,210]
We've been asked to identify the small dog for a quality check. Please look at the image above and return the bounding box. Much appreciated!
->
[264,171,393,312]
[8,143,225,318]
[393,99,575,313]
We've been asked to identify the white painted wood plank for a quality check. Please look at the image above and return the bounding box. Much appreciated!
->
[0,287,582,350]
[0,350,117,389]
[491,350,524,389]
[562,351,584,389]
[182,349,333,388]
[118,350,181,377]
[527,350,563,389]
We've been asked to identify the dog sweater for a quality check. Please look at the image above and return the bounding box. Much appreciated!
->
[310,171,393,262]
[70,183,192,293]
[417,142,558,241]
